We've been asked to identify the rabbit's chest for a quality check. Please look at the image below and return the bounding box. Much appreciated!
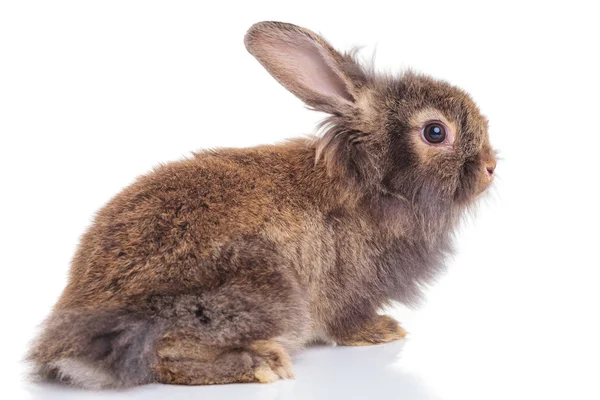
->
[311,217,452,306]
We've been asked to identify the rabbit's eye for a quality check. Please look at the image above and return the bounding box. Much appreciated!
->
[422,122,447,144]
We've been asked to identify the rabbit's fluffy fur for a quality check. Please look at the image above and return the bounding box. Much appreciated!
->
[28,21,496,388]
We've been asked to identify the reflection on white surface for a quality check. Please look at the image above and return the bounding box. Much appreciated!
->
[22,341,440,400]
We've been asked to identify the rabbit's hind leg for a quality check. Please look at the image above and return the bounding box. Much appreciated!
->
[150,257,307,385]
[154,332,293,385]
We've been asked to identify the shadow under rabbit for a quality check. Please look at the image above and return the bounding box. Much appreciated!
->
[24,340,440,400]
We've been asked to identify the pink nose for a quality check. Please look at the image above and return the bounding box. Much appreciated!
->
[485,163,496,177]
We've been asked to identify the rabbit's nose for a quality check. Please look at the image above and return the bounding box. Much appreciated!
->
[485,161,496,177]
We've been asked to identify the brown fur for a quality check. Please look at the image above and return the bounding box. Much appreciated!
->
[27,21,496,388]
[336,315,408,346]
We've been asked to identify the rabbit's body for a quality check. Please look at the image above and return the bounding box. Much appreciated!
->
[30,140,447,387]
[28,21,496,388]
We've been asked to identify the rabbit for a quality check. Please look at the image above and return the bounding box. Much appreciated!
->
[27,21,496,389]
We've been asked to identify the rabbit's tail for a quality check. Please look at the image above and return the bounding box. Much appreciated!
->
[26,308,164,389]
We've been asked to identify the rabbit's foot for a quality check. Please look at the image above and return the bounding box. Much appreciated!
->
[250,340,295,382]
[337,315,407,346]
[154,336,293,385]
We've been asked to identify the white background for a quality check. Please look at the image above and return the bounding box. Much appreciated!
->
[1,1,599,399]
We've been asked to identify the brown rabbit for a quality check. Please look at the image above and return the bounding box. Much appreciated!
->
[27,21,496,388]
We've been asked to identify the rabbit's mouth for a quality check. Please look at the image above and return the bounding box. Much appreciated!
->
[475,170,496,199]
[453,159,496,205]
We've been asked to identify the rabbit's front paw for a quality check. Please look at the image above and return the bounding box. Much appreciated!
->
[337,315,407,346]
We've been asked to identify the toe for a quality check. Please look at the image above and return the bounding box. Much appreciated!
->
[254,365,279,383]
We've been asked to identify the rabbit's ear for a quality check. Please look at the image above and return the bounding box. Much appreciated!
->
[245,21,364,115]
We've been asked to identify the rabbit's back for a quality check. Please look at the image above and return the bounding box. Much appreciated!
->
[56,140,324,310]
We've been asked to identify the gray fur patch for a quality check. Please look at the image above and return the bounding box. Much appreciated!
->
[28,309,164,388]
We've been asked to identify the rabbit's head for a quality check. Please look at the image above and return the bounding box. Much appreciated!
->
[245,22,496,211]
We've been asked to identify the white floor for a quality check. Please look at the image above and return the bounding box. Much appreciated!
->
[19,340,442,400]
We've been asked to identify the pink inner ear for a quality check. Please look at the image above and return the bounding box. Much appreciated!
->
[268,37,354,105]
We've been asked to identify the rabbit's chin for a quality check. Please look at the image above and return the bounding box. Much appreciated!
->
[453,175,495,207]
[457,184,495,220]
[472,183,493,200]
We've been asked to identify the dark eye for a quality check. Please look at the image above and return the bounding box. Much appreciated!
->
[422,122,447,144]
